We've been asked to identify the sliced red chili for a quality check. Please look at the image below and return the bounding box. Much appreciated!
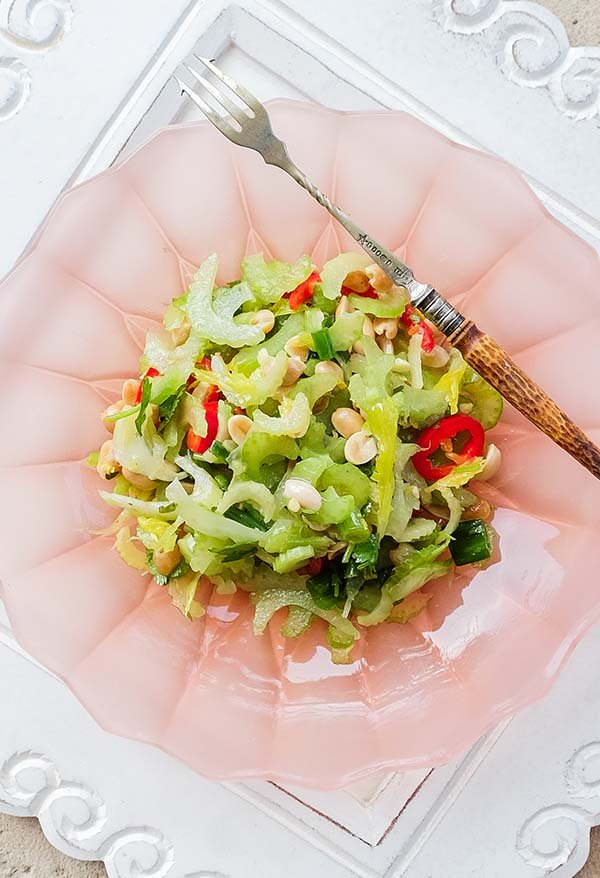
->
[400,305,435,353]
[186,400,220,455]
[204,384,222,405]
[341,284,378,299]
[286,271,321,310]
[411,413,485,481]
[134,367,160,404]
[298,556,326,576]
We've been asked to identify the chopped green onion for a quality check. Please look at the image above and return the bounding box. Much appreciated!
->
[224,505,269,532]
[212,470,232,491]
[326,624,355,664]
[218,543,256,562]
[104,404,141,423]
[307,571,339,609]
[338,511,371,543]
[449,518,492,566]
[208,440,229,462]
[311,327,335,360]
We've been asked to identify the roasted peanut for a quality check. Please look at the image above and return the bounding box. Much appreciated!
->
[283,478,322,512]
[343,270,370,293]
[101,400,125,433]
[331,407,365,438]
[153,545,182,576]
[228,414,253,445]
[373,318,398,339]
[344,431,378,465]
[252,309,276,334]
[122,379,140,407]
[122,467,156,490]
[96,440,121,480]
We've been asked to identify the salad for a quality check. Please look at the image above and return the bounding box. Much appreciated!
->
[90,251,503,662]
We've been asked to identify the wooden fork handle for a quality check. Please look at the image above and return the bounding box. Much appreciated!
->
[447,320,600,480]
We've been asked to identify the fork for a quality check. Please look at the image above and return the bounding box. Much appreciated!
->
[175,56,600,481]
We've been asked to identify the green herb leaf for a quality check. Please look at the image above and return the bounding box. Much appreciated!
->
[135,378,152,435]
[307,571,339,609]
[104,404,141,424]
[224,505,269,532]
[158,384,186,428]
[218,543,256,562]
[351,534,379,571]
[146,549,168,586]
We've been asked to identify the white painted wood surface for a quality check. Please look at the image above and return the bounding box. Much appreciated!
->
[1,1,600,875]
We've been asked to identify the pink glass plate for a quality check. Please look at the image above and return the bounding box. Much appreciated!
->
[1,101,600,789]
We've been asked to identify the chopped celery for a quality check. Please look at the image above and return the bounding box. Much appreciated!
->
[217,480,277,522]
[281,606,313,637]
[186,255,263,347]
[176,498,264,544]
[232,312,305,372]
[338,511,371,543]
[196,351,287,407]
[115,527,148,571]
[326,626,356,664]
[319,463,372,508]
[395,387,448,428]
[288,371,338,408]
[237,432,299,485]
[273,545,315,573]
[263,517,331,554]
[329,311,365,351]
[320,252,370,300]
[434,349,467,413]
[310,487,355,525]
[252,589,359,642]
[459,367,504,429]
[291,454,332,484]
[348,288,408,317]
[311,327,335,360]
[241,253,312,306]
[253,393,311,438]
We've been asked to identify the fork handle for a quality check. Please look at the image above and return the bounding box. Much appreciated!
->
[446,317,600,479]
[285,165,600,479]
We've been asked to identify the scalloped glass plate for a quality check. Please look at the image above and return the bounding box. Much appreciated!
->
[1,101,600,789]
